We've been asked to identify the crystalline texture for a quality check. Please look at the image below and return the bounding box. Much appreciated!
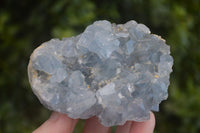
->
[28,20,173,127]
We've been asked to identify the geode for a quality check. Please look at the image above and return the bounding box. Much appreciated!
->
[28,20,173,127]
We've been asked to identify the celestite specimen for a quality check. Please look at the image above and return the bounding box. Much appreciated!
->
[28,20,173,127]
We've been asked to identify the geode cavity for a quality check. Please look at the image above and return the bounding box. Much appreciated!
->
[28,20,173,127]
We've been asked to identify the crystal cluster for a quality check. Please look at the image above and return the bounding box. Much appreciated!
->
[28,20,173,127]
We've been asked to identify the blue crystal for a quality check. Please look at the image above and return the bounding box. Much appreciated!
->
[28,20,173,127]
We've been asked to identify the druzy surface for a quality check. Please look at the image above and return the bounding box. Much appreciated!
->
[28,20,173,127]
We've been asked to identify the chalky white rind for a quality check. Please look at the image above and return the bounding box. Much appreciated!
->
[28,20,173,127]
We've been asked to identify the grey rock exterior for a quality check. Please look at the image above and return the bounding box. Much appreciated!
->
[28,20,173,127]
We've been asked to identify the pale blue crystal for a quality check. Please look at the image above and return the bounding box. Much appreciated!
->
[126,40,135,54]
[28,20,173,127]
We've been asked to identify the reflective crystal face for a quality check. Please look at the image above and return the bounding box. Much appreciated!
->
[28,20,173,127]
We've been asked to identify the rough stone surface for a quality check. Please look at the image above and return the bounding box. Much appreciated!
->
[28,20,173,127]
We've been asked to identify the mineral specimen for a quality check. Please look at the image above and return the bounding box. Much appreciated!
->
[28,20,173,127]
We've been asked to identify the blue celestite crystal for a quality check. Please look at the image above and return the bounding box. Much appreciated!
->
[28,20,173,127]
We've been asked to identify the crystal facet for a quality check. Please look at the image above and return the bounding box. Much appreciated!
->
[28,20,173,127]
